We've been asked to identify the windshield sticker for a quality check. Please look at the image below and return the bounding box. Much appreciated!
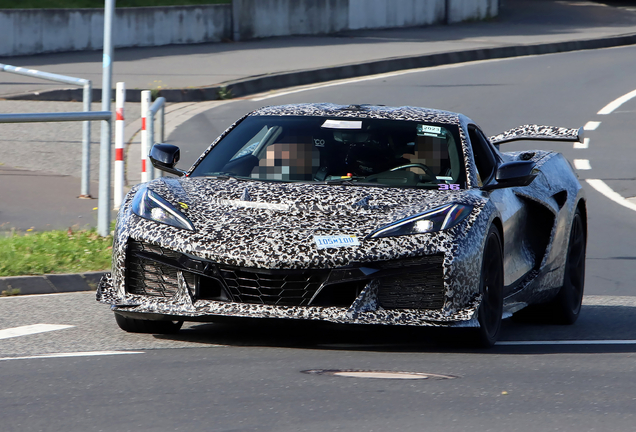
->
[321,120,363,130]
[314,235,360,249]
[438,184,461,191]
[417,125,442,136]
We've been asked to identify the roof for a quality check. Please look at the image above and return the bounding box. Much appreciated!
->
[250,103,462,125]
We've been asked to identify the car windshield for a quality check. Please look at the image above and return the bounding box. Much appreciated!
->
[190,115,466,189]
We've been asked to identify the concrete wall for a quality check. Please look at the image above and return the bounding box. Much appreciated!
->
[232,0,449,39]
[0,5,232,57]
[348,0,445,31]
[0,1,497,57]
[232,0,350,40]
[447,0,498,23]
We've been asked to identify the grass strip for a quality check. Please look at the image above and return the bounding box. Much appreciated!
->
[0,0,229,8]
[0,228,112,277]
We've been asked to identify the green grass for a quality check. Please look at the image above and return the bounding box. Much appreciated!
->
[0,228,112,277]
[0,0,229,8]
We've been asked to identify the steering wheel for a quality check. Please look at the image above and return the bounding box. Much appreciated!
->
[389,163,437,182]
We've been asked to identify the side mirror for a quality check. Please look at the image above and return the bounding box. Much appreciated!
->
[482,160,536,191]
[149,143,186,177]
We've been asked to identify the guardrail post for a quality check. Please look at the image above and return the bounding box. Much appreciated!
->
[156,103,165,180]
[114,82,126,209]
[147,97,167,180]
[80,81,92,198]
[141,90,151,183]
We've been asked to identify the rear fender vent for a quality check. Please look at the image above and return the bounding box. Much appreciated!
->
[552,190,568,209]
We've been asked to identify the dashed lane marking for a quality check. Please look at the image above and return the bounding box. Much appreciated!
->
[573,137,589,149]
[583,121,601,130]
[598,88,636,114]
[0,351,144,361]
[573,159,591,170]
[0,324,73,340]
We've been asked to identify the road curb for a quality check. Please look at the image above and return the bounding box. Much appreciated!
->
[0,271,105,296]
[3,32,636,103]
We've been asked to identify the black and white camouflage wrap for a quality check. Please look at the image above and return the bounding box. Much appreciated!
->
[97,104,585,329]
[489,124,583,145]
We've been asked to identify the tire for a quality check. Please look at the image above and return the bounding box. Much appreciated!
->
[550,208,586,324]
[472,225,504,348]
[114,313,183,334]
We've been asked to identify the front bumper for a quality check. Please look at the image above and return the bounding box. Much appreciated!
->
[97,269,481,328]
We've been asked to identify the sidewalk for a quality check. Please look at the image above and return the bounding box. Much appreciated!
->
[1,0,636,293]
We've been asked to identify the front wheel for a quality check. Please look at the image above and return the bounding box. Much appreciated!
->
[114,313,183,334]
[472,225,504,347]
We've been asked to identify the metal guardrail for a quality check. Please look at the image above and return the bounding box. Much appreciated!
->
[0,111,112,237]
[0,111,110,123]
[0,63,94,198]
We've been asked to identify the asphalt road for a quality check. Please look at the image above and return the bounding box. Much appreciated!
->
[2,46,636,431]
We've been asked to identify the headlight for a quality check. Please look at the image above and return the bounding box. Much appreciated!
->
[131,185,194,231]
[368,203,472,239]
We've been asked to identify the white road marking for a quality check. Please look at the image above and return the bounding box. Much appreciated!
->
[573,159,591,170]
[497,340,636,346]
[251,58,515,101]
[583,121,601,130]
[583,295,636,306]
[573,137,589,149]
[598,88,636,114]
[586,179,636,212]
[0,324,73,340]
[0,351,144,361]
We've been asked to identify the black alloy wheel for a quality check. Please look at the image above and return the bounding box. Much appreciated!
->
[552,208,586,324]
[114,313,183,334]
[473,225,504,347]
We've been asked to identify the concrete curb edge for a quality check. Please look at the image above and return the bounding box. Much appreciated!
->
[0,271,105,296]
[3,32,636,103]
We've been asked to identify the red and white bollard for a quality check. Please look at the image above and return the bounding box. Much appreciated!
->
[140,90,151,183]
[114,82,126,209]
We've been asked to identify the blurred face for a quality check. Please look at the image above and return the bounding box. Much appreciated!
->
[254,142,319,180]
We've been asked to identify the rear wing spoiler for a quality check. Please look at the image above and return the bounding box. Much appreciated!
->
[489,125,584,145]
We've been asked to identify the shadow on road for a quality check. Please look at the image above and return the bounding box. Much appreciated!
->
[153,304,636,355]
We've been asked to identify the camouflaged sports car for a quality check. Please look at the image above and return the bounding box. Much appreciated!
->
[97,103,587,347]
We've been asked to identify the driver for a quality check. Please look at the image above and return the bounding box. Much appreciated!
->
[343,134,409,177]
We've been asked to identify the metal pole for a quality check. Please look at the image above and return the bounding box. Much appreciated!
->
[141,90,151,183]
[80,81,92,198]
[158,104,165,143]
[114,82,126,209]
[156,104,164,180]
[148,106,156,180]
[98,0,115,237]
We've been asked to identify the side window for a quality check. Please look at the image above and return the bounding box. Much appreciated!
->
[468,125,497,186]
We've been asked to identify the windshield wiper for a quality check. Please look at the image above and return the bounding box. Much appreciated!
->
[207,172,247,181]
[323,178,382,186]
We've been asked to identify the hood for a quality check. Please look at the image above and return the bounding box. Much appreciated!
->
[147,177,483,238]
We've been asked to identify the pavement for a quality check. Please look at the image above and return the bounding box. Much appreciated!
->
[1,0,636,294]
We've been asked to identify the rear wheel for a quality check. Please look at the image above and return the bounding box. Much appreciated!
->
[472,225,504,348]
[550,209,586,324]
[114,313,183,334]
